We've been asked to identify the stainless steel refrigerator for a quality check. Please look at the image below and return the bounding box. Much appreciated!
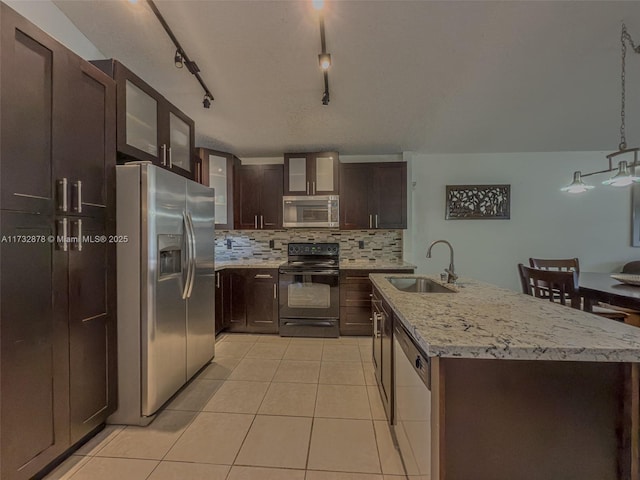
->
[110,163,215,425]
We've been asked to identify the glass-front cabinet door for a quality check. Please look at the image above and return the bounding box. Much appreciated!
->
[208,154,228,225]
[124,80,158,159]
[313,153,339,194]
[284,152,339,195]
[197,148,238,230]
[169,112,192,174]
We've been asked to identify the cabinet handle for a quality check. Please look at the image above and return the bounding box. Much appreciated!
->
[369,214,373,229]
[73,180,82,213]
[375,214,379,228]
[306,181,310,195]
[75,219,83,252]
[216,272,220,288]
[254,215,258,229]
[161,144,167,166]
[57,218,68,252]
[255,274,273,279]
[260,215,264,229]
[273,283,277,299]
[169,147,173,168]
[58,178,68,212]
[312,181,316,195]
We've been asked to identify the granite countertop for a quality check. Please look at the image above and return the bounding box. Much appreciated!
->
[338,260,416,270]
[214,259,416,271]
[369,273,640,363]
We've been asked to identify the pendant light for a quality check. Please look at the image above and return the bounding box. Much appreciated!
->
[562,24,640,193]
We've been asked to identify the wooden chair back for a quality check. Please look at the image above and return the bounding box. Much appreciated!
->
[529,258,580,273]
[518,264,581,309]
[622,261,640,274]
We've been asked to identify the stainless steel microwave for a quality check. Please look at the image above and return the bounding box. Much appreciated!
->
[282,195,339,228]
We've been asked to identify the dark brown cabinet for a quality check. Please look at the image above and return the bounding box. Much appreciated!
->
[222,268,278,334]
[284,152,339,196]
[246,270,279,333]
[197,148,240,230]
[372,285,393,421]
[215,269,232,335]
[339,268,414,336]
[91,59,196,180]
[234,164,283,229]
[0,5,117,479]
[340,162,407,229]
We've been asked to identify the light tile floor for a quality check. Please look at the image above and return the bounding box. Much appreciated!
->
[45,334,410,480]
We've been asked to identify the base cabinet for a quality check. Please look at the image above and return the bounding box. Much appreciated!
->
[372,285,394,421]
[224,269,279,334]
[340,269,414,336]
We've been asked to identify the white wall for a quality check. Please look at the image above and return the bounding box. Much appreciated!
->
[409,151,640,290]
[3,0,104,60]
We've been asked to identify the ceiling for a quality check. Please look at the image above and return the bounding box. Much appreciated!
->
[53,0,640,157]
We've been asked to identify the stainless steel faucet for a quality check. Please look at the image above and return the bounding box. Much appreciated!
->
[426,240,458,284]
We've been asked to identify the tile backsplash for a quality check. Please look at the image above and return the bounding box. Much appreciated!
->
[215,230,403,262]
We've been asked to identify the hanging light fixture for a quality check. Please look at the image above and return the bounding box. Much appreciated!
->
[560,171,595,193]
[562,24,640,193]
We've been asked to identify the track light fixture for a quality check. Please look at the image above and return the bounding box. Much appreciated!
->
[316,3,331,105]
[318,53,332,71]
[174,49,183,68]
[147,0,215,109]
[562,23,640,193]
[203,93,212,109]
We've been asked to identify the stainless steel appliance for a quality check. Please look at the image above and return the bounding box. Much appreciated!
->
[112,163,215,425]
[279,243,340,337]
[393,320,432,477]
[282,195,339,228]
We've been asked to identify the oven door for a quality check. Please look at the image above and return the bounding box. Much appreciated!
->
[279,269,339,319]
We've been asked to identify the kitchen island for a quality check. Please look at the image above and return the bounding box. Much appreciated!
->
[370,274,640,480]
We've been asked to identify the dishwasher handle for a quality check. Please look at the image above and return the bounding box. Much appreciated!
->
[394,321,431,390]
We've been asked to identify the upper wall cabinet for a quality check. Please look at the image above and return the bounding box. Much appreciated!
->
[235,164,283,229]
[91,59,195,180]
[196,148,239,230]
[340,162,407,229]
[284,152,339,196]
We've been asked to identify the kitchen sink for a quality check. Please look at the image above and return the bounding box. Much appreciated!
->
[387,277,456,293]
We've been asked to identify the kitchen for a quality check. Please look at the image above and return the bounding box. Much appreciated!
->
[3,1,640,479]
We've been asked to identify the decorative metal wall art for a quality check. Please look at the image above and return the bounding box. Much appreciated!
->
[445,185,510,220]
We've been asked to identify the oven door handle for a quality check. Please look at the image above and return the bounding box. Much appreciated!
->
[279,269,339,276]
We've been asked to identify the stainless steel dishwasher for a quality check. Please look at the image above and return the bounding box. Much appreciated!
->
[393,321,432,478]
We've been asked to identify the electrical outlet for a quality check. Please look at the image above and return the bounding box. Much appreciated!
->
[269,240,275,248]
[358,240,365,249]
[226,239,232,249]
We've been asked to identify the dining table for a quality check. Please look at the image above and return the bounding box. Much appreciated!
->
[580,271,640,314]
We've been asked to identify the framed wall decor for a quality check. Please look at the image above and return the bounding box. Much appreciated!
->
[446,184,511,220]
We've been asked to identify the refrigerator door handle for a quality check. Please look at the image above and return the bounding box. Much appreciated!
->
[181,211,193,299]
[185,212,197,298]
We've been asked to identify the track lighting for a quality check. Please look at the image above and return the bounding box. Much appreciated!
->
[147,0,215,109]
[174,49,183,68]
[316,2,332,105]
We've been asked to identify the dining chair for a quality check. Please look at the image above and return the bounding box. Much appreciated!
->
[529,257,580,273]
[622,261,640,274]
[519,262,628,321]
[518,264,581,309]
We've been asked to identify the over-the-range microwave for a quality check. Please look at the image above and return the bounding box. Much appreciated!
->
[282,195,339,228]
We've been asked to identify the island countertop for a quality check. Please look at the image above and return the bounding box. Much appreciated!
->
[369,273,640,362]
